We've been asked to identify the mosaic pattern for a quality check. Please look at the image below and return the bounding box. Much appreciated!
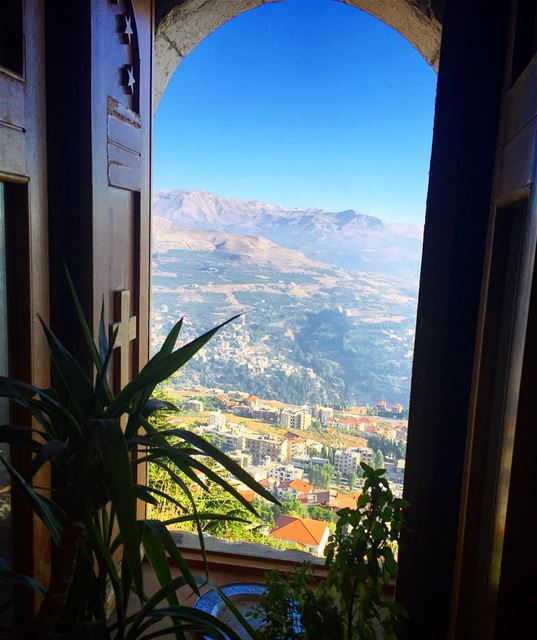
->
[194,583,267,639]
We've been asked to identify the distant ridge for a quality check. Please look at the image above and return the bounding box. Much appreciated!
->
[152,218,335,273]
[153,188,423,279]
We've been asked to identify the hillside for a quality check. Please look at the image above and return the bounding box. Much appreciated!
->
[152,218,331,273]
[151,198,419,405]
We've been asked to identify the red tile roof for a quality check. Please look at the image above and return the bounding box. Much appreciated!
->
[288,478,314,494]
[269,515,328,546]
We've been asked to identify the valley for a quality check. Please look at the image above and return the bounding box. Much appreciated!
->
[151,190,420,405]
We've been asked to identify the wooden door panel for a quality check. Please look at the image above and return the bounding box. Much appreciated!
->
[496,120,536,201]
[451,2,537,636]
[90,0,152,382]
[0,75,25,177]
[504,54,537,143]
[0,0,50,618]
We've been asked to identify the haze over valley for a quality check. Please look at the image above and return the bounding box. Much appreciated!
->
[151,189,422,405]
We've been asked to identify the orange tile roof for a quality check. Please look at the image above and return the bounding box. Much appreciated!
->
[238,489,255,503]
[289,478,314,494]
[335,492,360,509]
[269,515,328,546]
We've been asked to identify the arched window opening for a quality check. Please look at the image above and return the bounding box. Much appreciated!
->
[150,0,437,562]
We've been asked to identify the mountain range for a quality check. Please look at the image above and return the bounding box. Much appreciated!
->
[153,189,423,280]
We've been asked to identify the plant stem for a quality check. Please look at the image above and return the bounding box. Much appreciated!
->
[31,522,85,639]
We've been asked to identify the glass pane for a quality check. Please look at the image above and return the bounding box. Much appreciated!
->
[0,182,12,586]
[0,0,23,75]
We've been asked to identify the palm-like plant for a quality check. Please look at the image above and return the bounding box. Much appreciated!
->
[0,273,275,639]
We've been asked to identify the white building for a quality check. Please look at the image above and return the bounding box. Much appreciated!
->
[315,406,334,424]
[334,449,362,476]
[184,399,204,412]
[267,464,304,483]
[357,447,374,465]
[207,411,226,429]
[280,409,312,431]
[228,450,253,469]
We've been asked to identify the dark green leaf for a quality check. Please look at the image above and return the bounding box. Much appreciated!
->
[38,317,96,421]
[28,439,68,477]
[140,524,179,610]
[141,519,200,597]
[0,558,45,595]
[108,315,240,418]
[0,455,63,545]
[94,419,143,598]
[173,429,278,504]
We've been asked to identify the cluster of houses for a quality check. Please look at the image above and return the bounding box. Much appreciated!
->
[183,391,408,443]
[174,391,408,556]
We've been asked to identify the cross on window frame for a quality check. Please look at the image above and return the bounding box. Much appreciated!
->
[110,289,137,394]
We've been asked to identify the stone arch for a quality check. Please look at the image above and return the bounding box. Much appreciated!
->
[154,0,443,108]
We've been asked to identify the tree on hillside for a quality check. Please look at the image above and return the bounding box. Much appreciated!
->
[373,450,385,470]
[320,463,334,489]
[272,498,306,520]
[347,471,357,492]
[307,506,335,523]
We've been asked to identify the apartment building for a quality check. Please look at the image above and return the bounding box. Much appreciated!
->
[245,435,288,464]
[267,464,304,483]
[280,409,312,431]
[207,411,226,428]
[334,449,362,476]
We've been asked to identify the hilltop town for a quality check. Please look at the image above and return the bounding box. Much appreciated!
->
[157,385,407,556]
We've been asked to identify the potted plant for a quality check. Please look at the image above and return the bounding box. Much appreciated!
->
[0,272,277,639]
[252,463,409,640]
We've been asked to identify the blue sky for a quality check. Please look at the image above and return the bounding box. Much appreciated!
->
[153,0,437,224]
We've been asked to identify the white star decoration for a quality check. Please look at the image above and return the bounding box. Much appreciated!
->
[123,64,136,94]
[123,14,134,45]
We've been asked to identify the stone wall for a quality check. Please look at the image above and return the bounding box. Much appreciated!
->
[154,0,443,108]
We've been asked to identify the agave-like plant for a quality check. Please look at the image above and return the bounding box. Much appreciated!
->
[0,272,274,639]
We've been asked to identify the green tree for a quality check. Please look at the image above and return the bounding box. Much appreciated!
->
[272,499,306,520]
[320,463,334,489]
[373,449,385,470]
[347,471,357,492]
[307,506,335,523]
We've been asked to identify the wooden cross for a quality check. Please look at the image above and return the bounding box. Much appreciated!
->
[110,289,137,393]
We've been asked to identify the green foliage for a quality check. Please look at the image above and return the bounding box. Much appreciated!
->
[367,434,405,461]
[271,499,306,520]
[0,274,276,639]
[146,406,298,550]
[319,445,335,464]
[306,506,335,523]
[347,471,358,492]
[153,251,417,407]
[254,463,409,639]
[308,463,333,489]
[373,450,385,470]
